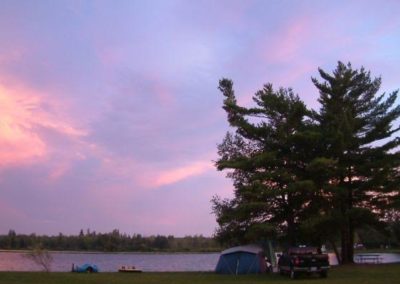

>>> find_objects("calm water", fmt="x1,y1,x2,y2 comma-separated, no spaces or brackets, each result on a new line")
0,251,220,272
0,251,399,272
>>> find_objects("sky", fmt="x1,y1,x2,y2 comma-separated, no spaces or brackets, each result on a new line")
0,0,399,237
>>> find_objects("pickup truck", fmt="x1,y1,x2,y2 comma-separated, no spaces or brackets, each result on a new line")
277,247,329,279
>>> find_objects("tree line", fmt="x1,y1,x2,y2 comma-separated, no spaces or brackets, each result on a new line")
212,62,400,264
0,229,222,252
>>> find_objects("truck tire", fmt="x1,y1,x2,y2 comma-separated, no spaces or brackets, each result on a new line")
319,270,327,278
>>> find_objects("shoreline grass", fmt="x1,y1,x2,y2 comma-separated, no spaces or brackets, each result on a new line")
0,264,399,284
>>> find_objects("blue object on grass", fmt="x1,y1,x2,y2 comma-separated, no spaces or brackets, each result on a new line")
72,263,99,273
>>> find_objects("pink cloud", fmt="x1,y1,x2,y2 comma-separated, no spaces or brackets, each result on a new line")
152,160,214,187
0,85,46,167
262,17,312,64
93,150,215,190
48,162,71,181
0,83,87,169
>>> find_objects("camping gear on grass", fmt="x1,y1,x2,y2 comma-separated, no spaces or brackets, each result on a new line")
118,265,142,273
215,245,267,274
71,263,99,273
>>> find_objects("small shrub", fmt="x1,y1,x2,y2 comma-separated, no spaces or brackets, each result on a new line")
24,246,53,272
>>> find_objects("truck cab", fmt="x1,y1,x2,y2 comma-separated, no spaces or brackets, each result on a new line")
278,247,329,279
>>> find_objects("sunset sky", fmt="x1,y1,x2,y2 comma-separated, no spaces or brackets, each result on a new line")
1,0,399,237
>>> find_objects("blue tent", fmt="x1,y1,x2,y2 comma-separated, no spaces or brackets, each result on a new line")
215,245,267,274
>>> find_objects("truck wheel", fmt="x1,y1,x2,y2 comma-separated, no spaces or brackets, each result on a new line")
290,269,297,279
320,271,327,278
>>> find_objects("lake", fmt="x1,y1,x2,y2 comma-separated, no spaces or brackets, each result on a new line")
0,251,220,272
0,251,399,272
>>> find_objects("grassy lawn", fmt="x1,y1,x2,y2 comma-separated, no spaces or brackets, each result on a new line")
0,264,399,284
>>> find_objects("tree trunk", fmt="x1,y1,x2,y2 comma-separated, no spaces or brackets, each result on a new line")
286,196,297,246
339,174,355,264
347,184,354,263
347,221,354,263
340,227,350,264
340,217,355,264
287,216,297,246
340,202,351,263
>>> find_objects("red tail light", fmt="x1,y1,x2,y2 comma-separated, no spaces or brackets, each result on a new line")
294,257,300,265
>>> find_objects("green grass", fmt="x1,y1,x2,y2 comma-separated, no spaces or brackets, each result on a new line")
0,264,399,284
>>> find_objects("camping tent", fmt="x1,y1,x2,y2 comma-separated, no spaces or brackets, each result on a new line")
215,245,267,274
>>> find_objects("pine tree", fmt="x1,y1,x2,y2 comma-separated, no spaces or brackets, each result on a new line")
212,80,318,246
312,62,400,263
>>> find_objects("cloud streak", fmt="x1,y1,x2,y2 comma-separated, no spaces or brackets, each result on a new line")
152,160,214,188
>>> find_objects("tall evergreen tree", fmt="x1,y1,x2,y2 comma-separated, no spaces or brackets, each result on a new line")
212,80,318,246
312,62,400,263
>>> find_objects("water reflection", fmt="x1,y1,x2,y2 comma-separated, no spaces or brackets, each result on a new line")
0,252,220,272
